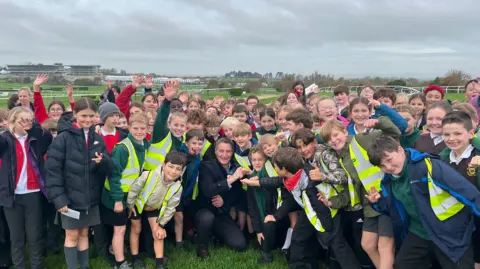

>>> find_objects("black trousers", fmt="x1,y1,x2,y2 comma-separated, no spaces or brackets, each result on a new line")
194,208,246,251
0,207,12,267
42,199,62,254
3,192,44,269
395,232,473,269
289,211,360,269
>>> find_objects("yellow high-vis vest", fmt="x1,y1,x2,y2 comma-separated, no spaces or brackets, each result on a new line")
424,158,464,221
144,132,173,171
135,168,182,215
339,159,361,207
200,140,211,160
349,137,384,192
105,138,141,192
264,160,282,209
235,153,251,191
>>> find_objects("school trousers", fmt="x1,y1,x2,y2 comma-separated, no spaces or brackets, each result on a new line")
193,208,247,251
289,211,360,269
3,192,44,269
394,232,473,269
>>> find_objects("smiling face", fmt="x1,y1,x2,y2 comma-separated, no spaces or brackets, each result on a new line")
286,93,299,106
162,162,184,182
379,148,405,175
168,116,187,137
350,103,370,126
129,121,148,142
425,90,443,106
426,107,447,135
143,95,158,110
317,99,337,122
327,128,348,152
277,111,289,131
48,103,64,120
215,142,233,165
335,92,348,106
295,139,317,160
260,114,276,131
186,137,204,155
443,123,473,154
75,109,96,130
465,82,479,101
18,89,30,107
398,112,416,134
234,134,252,149
250,152,266,172
262,142,279,158
188,101,200,111
409,97,426,117
117,117,128,129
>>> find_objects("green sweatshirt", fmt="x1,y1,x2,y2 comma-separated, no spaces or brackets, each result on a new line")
338,116,401,217
391,160,428,239
399,128,421,149
251,169,268,221
101,134,150,209
151,99,183,149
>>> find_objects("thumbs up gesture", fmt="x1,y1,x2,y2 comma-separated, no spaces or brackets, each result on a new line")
309,163,323,181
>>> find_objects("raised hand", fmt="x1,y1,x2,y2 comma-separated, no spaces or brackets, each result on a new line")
163,80,180,101
33,74,48,91
91,152,103,163
368,99,381,109
365,186,381,204
363,119,380,129
145,76,154,89
309,163,323,181
131,75,144,89
67,83,74,104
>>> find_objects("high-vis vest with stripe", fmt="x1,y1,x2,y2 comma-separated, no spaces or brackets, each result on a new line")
135,168,182,215
349,137,384,192
200,140,211,160
339,159,361,207
235,153,251,190
316,158,344,217
265,160,282,209
424,158,464,221
144,132,173,171
105,138,141,192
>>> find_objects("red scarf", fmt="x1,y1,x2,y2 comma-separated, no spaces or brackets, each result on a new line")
283,169,303,191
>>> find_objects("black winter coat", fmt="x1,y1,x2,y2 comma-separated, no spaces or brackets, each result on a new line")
197,159,241,215
0,122,52,207
45,113,113,211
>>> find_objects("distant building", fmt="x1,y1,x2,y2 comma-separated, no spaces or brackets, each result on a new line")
5,63,65,76
65,65,101,77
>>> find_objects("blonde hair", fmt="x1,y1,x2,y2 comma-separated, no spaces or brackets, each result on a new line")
18,87,31,96
233,122,252,137
220,116,240,129
319,120,346,143
0,108,9,121
168,112,187,123
277,105,294,116
129,112,149,127
8,106,33,133
259,133,277,147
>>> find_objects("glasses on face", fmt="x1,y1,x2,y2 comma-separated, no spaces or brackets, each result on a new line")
49,108,63,112
318,106,336,112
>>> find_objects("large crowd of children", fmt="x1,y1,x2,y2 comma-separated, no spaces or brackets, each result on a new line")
0,75,480,269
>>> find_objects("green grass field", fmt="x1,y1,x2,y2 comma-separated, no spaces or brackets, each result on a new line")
43,240,294,269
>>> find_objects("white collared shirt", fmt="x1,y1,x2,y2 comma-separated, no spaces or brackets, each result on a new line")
100,127,116,136
449,144,474,165
14,133,40,194
430,132,444,146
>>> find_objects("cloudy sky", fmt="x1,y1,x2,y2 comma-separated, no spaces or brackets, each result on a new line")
1,0,479,78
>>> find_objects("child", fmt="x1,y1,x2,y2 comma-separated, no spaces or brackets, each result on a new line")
254,108,279,141
212,96,224,108
366,135,480,269
178,91,189,111
276,105,294,138
334,85,350,118
144,81,186,171
169,98,184,114
232,122,258,231
233,104,255,130
187,99,201,111
424,85,445,106
101,112,150,269
175,129,205,247
220,99,235,118
1,107,52,269
117,112,128,130
126,151,185,269
321,116,401,269
373,87,396,108
409,93,427,129
439,111,480,268
186,109,215,161
142,93,158,111
414,101,453,155
453,103,479,132
359,86,375,102
282,108,314,145
205,113,222,145
0,108,10,133
396,105,422,149
395,93,409,108
316,97,349,127
252,103,267,128
348,97,407,135
146,109,157,135
46,98,111,269
98,102,127,154
220,116,240,141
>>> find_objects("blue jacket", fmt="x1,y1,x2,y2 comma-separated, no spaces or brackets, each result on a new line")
347,103,407,135
372,149,480,262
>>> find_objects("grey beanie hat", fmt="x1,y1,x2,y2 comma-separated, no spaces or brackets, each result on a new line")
99,102,121,122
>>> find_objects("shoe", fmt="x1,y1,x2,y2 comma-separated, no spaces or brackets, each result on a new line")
115,261,133,269
133,259,145,269
155,265,164,269
197,245,209,259
258,252,273,264
282,248,290,261
175,241,184,248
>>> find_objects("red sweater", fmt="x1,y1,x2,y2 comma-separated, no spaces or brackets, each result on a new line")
15,137,40,190
101,130,121,154
34,92,75,124
115,84,136,122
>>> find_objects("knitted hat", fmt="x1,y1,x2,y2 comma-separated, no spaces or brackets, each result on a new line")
424,85,445,98
99,102,120,122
